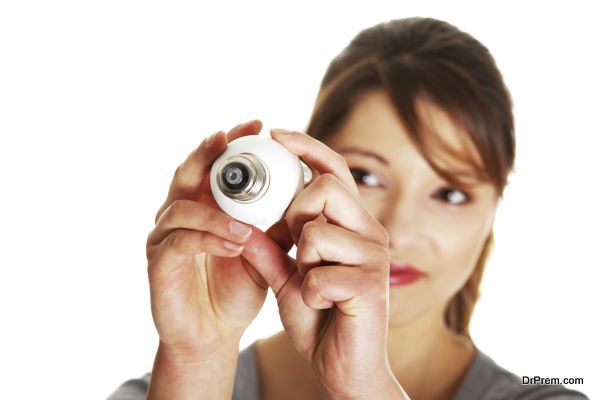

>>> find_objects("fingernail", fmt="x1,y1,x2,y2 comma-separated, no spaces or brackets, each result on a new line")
239,119,256,129
223,240,244,252
229,220,253,239
271,128,293,135
205,131,221,146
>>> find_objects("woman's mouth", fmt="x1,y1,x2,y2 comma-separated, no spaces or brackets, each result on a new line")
389,262,426,286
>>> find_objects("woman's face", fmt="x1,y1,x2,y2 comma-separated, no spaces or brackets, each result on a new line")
323,89,499,327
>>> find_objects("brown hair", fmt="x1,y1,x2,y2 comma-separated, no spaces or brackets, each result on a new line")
303,17,516,340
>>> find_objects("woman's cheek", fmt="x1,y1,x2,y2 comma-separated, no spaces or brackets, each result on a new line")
434,214,491,292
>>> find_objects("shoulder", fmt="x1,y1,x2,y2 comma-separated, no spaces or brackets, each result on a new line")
232,341,261,400
106,343,260,400
106,372,151,399
454,348,588,400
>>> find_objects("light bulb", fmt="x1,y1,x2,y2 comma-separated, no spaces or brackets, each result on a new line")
210,135,312,227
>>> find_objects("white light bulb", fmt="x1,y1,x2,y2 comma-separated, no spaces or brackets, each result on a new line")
210,135,312,228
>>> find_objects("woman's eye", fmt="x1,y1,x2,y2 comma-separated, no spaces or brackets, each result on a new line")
350,168,381,187
436,187,471,205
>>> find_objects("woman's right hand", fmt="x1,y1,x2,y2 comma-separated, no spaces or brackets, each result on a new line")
145,119,280,362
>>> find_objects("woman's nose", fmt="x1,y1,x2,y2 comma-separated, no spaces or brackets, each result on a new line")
378,195,426,248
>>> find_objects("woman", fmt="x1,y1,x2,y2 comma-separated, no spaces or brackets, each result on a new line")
109,17,588,399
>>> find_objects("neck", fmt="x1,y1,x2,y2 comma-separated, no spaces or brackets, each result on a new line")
385,303,476,399
386,303,451,368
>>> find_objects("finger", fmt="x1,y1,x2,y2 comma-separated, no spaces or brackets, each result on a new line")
301,265,387,315
239,227,298,296
148,229,245,279
176,119,262,189
270,128,359,198
296,220,388,277
150,199,300,298
148,199,253,247
148,228,245,274
155,119,262,224
286,173,388,246
226,119,262,142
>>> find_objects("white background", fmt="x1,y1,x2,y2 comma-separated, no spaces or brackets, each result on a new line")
1,1,598,399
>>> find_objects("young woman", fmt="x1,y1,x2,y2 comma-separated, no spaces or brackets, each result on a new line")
109,17,588,399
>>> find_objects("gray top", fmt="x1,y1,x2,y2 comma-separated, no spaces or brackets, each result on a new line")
107,342,588,399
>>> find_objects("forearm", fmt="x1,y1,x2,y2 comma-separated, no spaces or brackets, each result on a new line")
146,339,241,400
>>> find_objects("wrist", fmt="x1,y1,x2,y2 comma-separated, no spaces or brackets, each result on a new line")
319,372,410,400
147,337,242,400
158,333,242,365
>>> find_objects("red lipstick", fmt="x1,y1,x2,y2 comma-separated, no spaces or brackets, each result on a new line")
390,262,425,286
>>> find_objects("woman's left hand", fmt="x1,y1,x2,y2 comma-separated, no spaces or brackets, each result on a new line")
263,128,408,399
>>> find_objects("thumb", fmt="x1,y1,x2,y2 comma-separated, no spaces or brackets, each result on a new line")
241,223,296,295
265,218,295,253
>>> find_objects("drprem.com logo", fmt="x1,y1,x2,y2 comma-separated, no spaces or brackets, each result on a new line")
522,376,584,385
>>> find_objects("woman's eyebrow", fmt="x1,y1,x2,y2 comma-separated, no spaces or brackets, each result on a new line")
334,147,390,166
